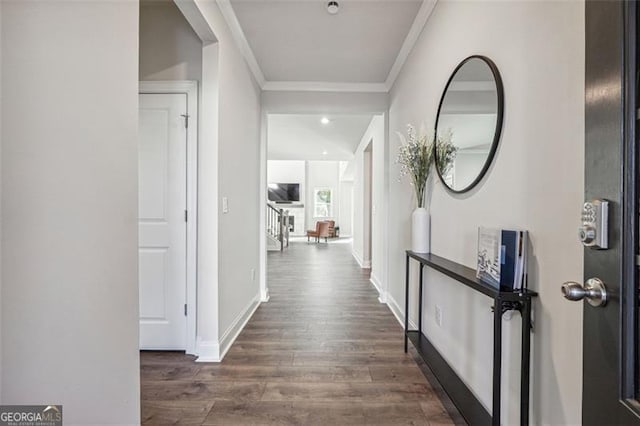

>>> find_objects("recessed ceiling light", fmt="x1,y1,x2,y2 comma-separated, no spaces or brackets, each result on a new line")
327,1,339,15
322,150,328,156
321,117,330,125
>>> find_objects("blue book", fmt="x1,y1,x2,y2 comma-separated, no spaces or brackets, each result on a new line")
478,228,527,291
500,230,518,290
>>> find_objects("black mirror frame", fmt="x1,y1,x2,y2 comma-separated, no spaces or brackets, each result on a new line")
434,55,504,194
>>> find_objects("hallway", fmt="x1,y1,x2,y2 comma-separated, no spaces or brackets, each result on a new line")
141,240,459,425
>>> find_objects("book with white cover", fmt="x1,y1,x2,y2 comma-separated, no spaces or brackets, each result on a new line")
477,228,529,290
477,227,501,288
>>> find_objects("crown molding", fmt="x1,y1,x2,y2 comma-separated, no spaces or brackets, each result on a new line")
385,0,437,92
262,81,388,93
216,0,266,87
218,0,436,93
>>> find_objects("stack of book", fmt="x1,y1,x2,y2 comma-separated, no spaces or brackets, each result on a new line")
476,227,528,291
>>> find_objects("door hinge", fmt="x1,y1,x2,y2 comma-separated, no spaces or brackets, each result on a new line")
184,304,187,316
181,113,189,129
184,210,188,222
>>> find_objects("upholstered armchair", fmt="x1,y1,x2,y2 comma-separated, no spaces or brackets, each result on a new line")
317,221,331,242
326,220,336,238
307,222,320,242
307,221,331,243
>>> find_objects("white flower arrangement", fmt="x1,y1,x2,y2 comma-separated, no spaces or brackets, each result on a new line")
396,124,456,208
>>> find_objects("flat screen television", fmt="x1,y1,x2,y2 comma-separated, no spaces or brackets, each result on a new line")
268,183,300,203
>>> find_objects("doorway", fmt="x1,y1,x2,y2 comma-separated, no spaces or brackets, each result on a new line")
260,111,387,310
138,82,198,352
363,142,373,267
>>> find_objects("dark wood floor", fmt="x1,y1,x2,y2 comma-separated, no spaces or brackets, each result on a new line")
141,239,462,425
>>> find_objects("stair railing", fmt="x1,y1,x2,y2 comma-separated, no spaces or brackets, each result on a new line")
266,204,289,251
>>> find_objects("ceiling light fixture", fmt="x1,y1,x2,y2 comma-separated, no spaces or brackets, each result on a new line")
321,117,330,125
327,1,339,15
322,150,328,156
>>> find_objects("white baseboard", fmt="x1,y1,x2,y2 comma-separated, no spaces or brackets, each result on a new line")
261,288,270,302
369,273,386,303
387,292,417,330
195,338,221,362
218,294,261,360
195,293,261,363
351,250,371,269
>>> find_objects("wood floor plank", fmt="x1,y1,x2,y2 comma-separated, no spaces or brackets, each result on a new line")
219,352,294,366
140,351,198,365
202,401,307,425
368,365,429,383
227,340,401,354
141,380,266,402
140,240,459,425
261,382,434,403
421,400,457,425
361,402,430,425
202,401,367,425
194,365,372,382
292,351,417,366
142,400,215,425
141,364,201,381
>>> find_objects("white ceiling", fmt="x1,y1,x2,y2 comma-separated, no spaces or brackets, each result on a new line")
221,1,436,157
222,0,436,91
268,114,374,160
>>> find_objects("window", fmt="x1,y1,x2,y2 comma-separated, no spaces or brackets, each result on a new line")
313,188,333,217
443,163,455,187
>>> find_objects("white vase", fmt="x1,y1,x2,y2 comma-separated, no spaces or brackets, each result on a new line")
412,207,430,253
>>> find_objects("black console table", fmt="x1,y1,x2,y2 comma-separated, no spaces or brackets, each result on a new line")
404,251,537,426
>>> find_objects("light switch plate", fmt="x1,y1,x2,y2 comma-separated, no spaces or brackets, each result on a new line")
222,197,229,213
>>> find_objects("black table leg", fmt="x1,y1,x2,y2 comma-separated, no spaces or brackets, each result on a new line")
404,254,410,353
418,263,424,336
492,298,503,426
520,298,532,425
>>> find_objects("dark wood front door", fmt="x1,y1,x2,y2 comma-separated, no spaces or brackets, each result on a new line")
581,2,640,423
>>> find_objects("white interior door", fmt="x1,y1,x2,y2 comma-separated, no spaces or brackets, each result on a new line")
138,93,187,350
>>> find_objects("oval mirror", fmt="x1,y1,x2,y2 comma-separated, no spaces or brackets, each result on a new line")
434,56,504,193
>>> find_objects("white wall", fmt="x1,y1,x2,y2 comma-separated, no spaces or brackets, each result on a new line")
352,115,386,295
305,161,340,228
139,0,202,82
362,150,372,263
193,0,262,359
267,160,305,202
338,163,354,237
267,160,305,234
1,1,140,424
388,1,584,424
195,39,221,360
337,182,353,236
267,160,347,236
